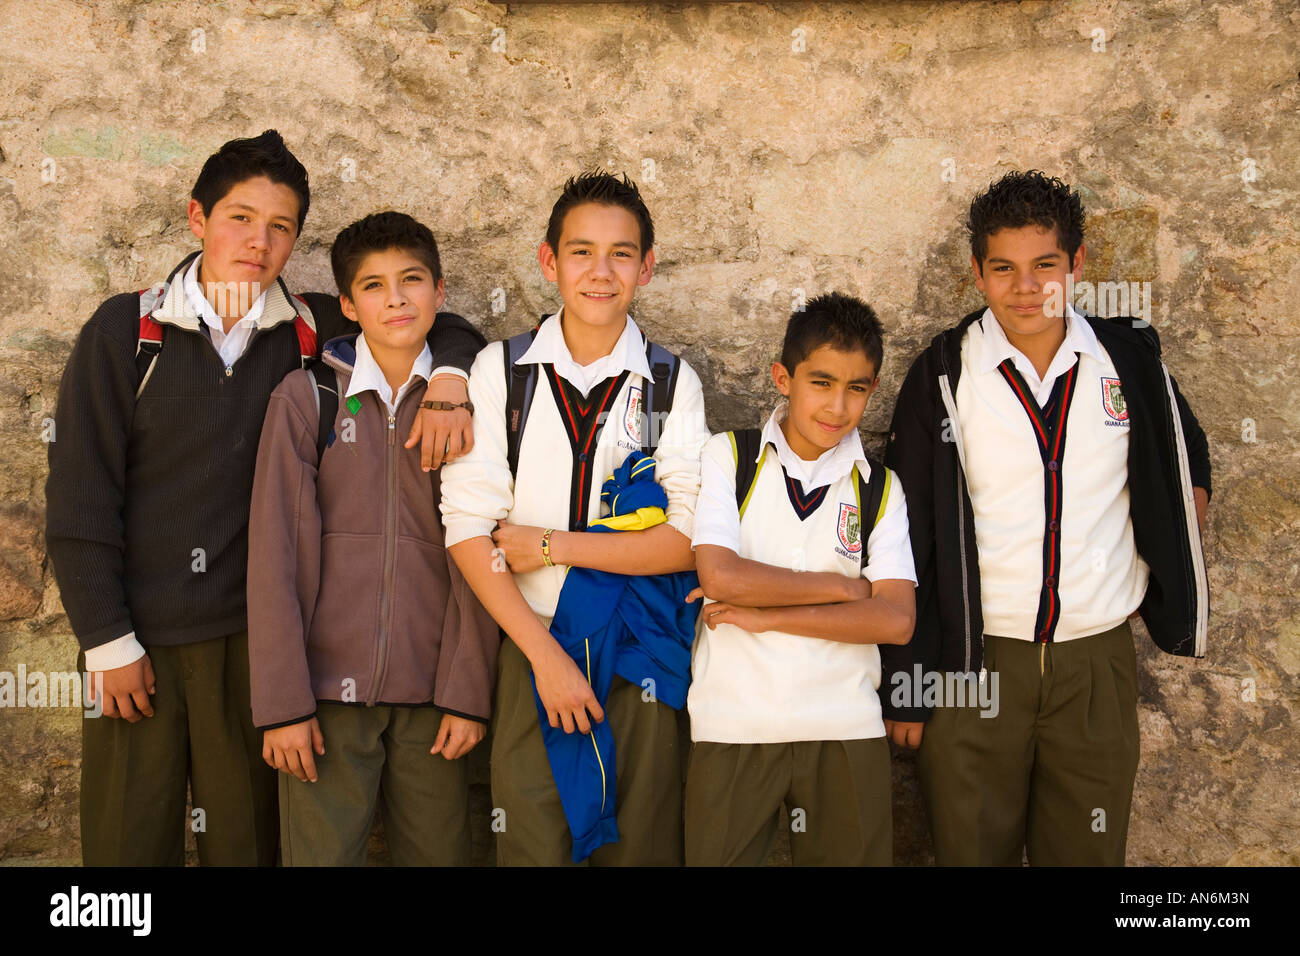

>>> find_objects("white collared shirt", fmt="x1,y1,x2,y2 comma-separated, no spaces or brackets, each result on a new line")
977,304,1107,406
440,314,711,619
692,402,917,586
345,333,434,415
687,403,917,744
515,309,654,398
182,254,267,367
957,309,1148,642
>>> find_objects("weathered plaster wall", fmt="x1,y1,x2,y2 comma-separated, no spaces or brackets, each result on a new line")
0,0,1296,864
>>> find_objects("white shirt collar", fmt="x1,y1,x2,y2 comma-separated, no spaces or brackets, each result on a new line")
345,332,433,415
515,308,654,398
977,304,1106,404
182,253,266,335
758,400,869,491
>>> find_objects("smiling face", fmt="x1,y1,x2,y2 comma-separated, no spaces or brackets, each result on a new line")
340,247,444,358
772,343,879,462
973,224,1085,347
538,202,654,342
187,175,300,317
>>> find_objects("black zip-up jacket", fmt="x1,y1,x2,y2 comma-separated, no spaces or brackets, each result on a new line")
881,309,1211,721
45,251,485,652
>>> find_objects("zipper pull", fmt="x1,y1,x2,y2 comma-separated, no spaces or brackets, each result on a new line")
224,365,233,378
979,667,987,686
387,412,396,445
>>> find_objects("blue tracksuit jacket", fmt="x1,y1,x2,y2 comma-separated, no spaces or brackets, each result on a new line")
531,451,699,861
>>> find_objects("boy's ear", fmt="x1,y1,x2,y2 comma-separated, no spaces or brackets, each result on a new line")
433,277,446,313
970,253,986,291
538,241,558,282
339,294,358,325
1070,243,1087,280
637,247,655,287
771,361,793,396
187,198,207,242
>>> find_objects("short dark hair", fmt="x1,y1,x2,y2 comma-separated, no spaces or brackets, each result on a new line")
967,169,1085,271
545,170,655,256
780,293,884,378
190,129,310,231
330,211,442,296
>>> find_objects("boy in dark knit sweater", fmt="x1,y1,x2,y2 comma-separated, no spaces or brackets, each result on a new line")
44,130,484,865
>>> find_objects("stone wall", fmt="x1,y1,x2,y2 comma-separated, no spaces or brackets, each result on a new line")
0,0,1296,865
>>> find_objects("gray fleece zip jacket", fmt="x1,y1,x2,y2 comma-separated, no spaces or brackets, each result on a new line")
247,333,498,730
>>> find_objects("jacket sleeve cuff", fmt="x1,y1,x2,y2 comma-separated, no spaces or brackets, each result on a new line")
83,632,146,672
436,705,489,724
256,710,318,732
880,702,933,723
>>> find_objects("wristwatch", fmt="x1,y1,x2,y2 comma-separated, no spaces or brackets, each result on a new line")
419,399,475,415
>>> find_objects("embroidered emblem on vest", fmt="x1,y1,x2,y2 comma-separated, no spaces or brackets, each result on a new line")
837,502,862,555
623,385,644,444
1101,377,1128,422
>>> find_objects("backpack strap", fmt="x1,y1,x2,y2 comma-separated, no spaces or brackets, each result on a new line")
135,286,167,400
288,286,318,366
727,428,767,521
503,322,543,479
640,339,681,457
304,361,339,465
856,456,892,562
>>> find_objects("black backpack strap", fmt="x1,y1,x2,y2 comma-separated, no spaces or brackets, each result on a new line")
640,338,681,457
504,325,542,479
305,361,339,465
857,456,891,561
727,428,766,519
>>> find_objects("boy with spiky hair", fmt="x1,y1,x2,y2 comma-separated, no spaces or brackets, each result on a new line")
440,170,711,866
883,170,1211,865
45,131,483,865
685,292,916,866
248,211,498,866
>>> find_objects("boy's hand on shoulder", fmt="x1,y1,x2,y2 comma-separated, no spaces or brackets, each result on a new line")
883,720,924,749
430,713,486,760
406,374,474,472
262,717,325,783
532,644,605,735
491,520,548,573
90,655,157,722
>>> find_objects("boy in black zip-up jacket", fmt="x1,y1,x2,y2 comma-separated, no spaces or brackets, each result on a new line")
882,170,1210,866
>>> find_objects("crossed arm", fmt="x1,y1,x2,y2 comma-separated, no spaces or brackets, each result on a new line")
691,544,915,647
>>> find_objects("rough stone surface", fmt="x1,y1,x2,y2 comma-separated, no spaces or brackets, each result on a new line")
0,0,1296,866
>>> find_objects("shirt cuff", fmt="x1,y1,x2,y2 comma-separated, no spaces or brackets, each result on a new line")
443,517,500,550
666,511,695,544
863,562,919,586
430,366,470,382
84,632,147,672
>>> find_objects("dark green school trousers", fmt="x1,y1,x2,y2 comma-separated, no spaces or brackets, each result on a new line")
917,622,1140,866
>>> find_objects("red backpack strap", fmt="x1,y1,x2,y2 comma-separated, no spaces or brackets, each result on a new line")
290,292,318,366
293,313,317,364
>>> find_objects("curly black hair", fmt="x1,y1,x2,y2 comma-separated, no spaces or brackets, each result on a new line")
967,170,1085,271
545,169,655,256
780,292,884,377
330,211,441,295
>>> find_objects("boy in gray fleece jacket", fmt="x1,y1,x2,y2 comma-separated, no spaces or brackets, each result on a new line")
247,212,498,866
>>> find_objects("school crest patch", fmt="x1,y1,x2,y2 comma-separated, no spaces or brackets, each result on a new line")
837,502,862,554
624,386,644,444
1101,377,1128,422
